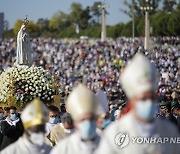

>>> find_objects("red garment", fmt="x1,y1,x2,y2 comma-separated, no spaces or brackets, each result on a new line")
118,103,132,119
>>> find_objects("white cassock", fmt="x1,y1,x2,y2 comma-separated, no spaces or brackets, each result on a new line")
16,24,31,65
1,136,52,154
51,132,101,154
95,112,180,154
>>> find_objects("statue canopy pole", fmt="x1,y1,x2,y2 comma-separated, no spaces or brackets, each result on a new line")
16,16,31,66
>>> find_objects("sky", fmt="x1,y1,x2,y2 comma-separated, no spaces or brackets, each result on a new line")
0,0,131,29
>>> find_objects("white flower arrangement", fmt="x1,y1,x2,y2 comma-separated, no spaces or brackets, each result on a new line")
0,65,57,105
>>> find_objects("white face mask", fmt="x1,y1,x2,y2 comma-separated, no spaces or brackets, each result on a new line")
135,100,157,121
29,132,45,146
64,128,74,134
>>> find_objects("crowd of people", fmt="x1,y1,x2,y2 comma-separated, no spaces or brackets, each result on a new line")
0,37,179,154
0,37,179,101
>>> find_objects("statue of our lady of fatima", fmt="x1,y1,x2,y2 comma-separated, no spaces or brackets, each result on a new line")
16,16,31,65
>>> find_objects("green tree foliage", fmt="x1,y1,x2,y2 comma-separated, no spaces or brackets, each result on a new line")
167,3,180,35
163,0,177,12
69,3,91,29
91,1,102,24
49,11,70,31
13,20,23,35
13,20,39,37
5,1,180,38
122,0,160,17
151,12,171,36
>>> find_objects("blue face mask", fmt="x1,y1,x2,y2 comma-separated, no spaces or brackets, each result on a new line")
135,100,157,121
78,120,97,140
10,113,17,121
49,117,59,124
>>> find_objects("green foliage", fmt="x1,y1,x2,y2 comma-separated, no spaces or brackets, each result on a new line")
167,5,180,35
3,1,180,38
163,0,177,12
91,1,102,24
13,20,23,35
13,20,40,37
3,29,14,38
122,0,160,17
49,11,70,31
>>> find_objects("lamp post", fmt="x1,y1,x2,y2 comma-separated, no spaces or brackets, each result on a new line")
140,0,154,50
132,2,135,41
98,0,108,42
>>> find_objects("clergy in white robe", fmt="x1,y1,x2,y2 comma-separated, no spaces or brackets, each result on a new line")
1,99,52,154
1,135,51,154
51,84,101,154
95,54,180,154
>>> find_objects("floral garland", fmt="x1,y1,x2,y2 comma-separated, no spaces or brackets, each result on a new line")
0,65,57,106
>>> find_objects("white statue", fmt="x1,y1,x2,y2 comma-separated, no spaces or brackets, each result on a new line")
16,17,31,65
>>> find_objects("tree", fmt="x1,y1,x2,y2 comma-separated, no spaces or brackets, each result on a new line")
37,18,49,30
13,20,23,35
80,6,91,28
167,3,180,35
69,3,84,25
13,20,39,37
163,0,177,12
91,1,102,24
121,0,161,17
151,12,171,36
69,3,91,29
49,11,70,31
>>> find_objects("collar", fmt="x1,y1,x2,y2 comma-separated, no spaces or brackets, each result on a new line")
5,117,19,126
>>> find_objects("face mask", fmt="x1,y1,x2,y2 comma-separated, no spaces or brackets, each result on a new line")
64,128,74,134
135,100,157,121
29,132,45,146
0,113,3,120
77,120,97,140
49,117,59,124
10,113,17,121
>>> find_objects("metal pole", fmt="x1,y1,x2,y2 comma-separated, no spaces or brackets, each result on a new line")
144,11,150,50
132,13,135,41
132,2,135,42
101,7,106,42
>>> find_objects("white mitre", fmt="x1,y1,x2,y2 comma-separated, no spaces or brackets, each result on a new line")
120,53,158,99
21,99,48,129
66,84,99,121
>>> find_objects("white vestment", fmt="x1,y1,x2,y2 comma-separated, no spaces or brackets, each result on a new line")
1,136,52,154
95,112,180,154
50,131,101,154
45,122,57,136
16,24,31,65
